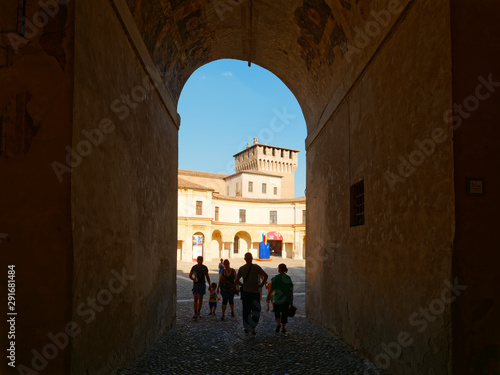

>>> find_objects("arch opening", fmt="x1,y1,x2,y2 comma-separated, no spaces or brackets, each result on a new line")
177,58,307,262
175,59,308,345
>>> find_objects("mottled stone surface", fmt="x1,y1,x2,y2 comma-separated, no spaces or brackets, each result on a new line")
450,1,500,373
306,1,455,374
0,1,74,374
70,0,178,374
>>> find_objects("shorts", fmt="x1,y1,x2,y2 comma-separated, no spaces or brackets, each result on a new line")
192,283,206,295
221,292,235,305
209,302,217,309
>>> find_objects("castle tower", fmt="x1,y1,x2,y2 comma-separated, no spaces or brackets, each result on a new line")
233,137,299,198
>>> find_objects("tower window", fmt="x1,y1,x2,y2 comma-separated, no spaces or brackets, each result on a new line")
196,201,203,215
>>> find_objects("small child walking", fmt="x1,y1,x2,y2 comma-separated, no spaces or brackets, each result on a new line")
208,282,219,315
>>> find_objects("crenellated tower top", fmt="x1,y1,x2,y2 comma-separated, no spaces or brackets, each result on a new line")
233,138,299,198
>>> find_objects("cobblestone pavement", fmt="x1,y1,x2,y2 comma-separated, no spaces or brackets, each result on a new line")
119,259,387,375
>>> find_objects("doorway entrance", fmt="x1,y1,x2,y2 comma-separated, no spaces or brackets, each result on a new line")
268,231,283,257
269,240,282,257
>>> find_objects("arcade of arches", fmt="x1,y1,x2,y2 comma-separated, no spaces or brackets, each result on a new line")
0,0,499,374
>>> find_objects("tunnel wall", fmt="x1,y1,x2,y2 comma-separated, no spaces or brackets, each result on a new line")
450,1,500,373
70,0,178,373
0,1,74,374
306,1,455,374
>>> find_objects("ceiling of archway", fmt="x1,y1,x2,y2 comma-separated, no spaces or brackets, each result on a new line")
125,0,405,129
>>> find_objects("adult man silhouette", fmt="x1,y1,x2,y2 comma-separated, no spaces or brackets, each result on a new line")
236,252,268,334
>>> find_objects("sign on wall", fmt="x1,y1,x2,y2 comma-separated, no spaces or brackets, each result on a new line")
267,231,283,241
192,235,203,260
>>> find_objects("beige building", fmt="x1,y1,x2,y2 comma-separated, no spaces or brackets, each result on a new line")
178,138,305,261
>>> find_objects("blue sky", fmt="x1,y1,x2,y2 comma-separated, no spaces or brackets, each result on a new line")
177,59,307,197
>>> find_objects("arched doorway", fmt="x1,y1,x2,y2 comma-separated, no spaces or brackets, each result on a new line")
234,231,252,257
211,230,223,259
65,1,459,373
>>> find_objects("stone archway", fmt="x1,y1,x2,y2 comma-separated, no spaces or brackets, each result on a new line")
234,230,252,257
2,1,499,375
68,1,456,370
211,230,223,259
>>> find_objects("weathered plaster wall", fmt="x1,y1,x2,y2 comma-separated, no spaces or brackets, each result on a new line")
451,1,500,373
71,0,178,373
306,1,454,374
0,1,74,374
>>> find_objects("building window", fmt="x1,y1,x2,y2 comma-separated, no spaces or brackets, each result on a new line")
263,147,266,155
281,149,284,157
270,210,277,224
236,182,241,197
248,181,253,192
289,151,293,159
262,183,267,194
196,201,202,215
226,186,229,195
302,210,306,224
234,235,239,254
215,206,219,221
350,180,365,227
272,148,275,156
274,187,278,195
239,209,246,223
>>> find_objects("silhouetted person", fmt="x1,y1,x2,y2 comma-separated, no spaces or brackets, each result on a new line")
218,258,224,274
189,256,210,319
208,282,219,315
236,252,268,335
217,259,238,320
271,263,294,333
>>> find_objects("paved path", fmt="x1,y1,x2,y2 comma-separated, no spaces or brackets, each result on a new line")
119,259,387,375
